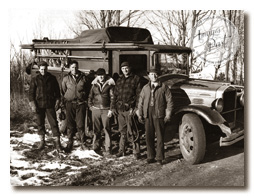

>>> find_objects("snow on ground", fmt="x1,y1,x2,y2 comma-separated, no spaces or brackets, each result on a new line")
10,125,182,186
10,128,104,186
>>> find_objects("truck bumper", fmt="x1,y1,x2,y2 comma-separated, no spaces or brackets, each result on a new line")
220,129,244,146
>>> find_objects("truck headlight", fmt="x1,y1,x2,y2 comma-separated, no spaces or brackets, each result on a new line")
239,93,244,106
214,98,224,112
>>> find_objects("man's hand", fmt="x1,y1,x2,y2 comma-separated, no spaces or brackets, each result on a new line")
138,116,145,124
29,101,37,113
111,109,118,116
55,100,60,111
129,108,137,116
164,116,171,123
107,110,113,118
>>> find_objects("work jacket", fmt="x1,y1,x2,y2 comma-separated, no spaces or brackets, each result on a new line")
88,76,115,110
138,82,173,119
112,73,141,111
61,70,89,104
29,72,60,108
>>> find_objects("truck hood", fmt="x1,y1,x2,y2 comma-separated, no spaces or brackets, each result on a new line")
159,74,232,107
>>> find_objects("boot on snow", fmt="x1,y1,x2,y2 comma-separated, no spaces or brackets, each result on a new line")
64,136,74,153
37,135,45,150
53,136,63,152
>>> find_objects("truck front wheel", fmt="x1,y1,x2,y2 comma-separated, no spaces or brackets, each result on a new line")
179,113,206,164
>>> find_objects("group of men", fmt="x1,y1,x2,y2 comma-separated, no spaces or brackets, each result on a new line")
29,60,173,165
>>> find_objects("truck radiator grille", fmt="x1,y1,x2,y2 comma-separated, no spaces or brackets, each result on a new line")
222,88,237,126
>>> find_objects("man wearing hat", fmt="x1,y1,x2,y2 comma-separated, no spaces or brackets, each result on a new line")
137,68,173,165
29,61,63,152
88,68,115,155
112,61,142,159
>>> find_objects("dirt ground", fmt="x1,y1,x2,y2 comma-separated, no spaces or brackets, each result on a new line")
10,121,244,187
113,140,245,187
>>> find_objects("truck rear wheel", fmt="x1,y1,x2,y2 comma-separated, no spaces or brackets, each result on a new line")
179,113,206,164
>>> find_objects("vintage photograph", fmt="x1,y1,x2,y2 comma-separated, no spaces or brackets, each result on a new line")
9,9,244,186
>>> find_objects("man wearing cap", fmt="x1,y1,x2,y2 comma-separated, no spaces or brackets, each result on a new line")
88,68,115,156
61,60,90,152
29,61,63,152
112,61,142,159
137,68,173,165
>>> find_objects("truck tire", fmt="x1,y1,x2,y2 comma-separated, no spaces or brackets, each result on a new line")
179,113,206,164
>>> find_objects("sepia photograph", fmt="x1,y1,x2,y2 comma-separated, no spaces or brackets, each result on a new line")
7,0,250,191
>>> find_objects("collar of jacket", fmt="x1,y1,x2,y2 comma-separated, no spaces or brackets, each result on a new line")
38,72,51,80
120,73,135,79
68,70,85,81
92,76,115,91
148,81,162,88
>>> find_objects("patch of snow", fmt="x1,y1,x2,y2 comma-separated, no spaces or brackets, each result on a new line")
10,159,30,168
19,176,44,186
10,145,26,160
14,133,40,144
40,162,71,170
66,171,78,175
18,169,51,177
70,149,102,160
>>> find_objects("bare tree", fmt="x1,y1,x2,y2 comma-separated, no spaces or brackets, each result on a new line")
222,10,244,84
68,10,146,36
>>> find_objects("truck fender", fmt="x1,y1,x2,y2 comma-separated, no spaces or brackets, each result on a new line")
175,105,231,136
175,105,224,125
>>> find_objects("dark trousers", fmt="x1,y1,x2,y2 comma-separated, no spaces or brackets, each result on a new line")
145,107,165,161
66,102,86,140
118,110,140,154
91,109,111,152
36,108,60,137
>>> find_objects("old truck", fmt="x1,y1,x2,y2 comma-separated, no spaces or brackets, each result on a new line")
21,26,244,164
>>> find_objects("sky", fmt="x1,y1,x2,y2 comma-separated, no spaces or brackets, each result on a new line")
9,9,77,49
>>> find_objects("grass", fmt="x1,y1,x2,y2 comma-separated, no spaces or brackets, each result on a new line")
10,92,35,130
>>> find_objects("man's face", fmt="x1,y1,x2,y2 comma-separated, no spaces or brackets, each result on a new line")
97,74,106,83
121,66,131,77
70,63,78,75
148,72,159,82
39,66,47,76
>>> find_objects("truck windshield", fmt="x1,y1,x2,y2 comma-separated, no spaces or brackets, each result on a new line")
153,53,189,75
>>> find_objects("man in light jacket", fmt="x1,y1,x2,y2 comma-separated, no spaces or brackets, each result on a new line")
137,68,173,165
62,60,90,152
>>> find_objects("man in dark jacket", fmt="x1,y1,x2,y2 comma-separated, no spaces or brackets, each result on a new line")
88,68,115,155
62,60,90,152
137,68,173,165
112,61,142,159
29,61,62,151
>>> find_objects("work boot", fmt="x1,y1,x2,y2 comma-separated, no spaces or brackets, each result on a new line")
134,153,141,160
79,131,89,150
37,135,45,150
65,137,73,153
53,136,63,152
116,134,126,157
115,150,125,157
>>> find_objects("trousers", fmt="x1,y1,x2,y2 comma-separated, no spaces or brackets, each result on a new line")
118,110,140,154
36,107,60,137
91,109,111,152
66,102,86,140
145,106,165,161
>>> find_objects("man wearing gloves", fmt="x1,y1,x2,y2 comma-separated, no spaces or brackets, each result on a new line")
29,61,62,152
88,68,115,156
61,60,90,152
137,68,173,165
